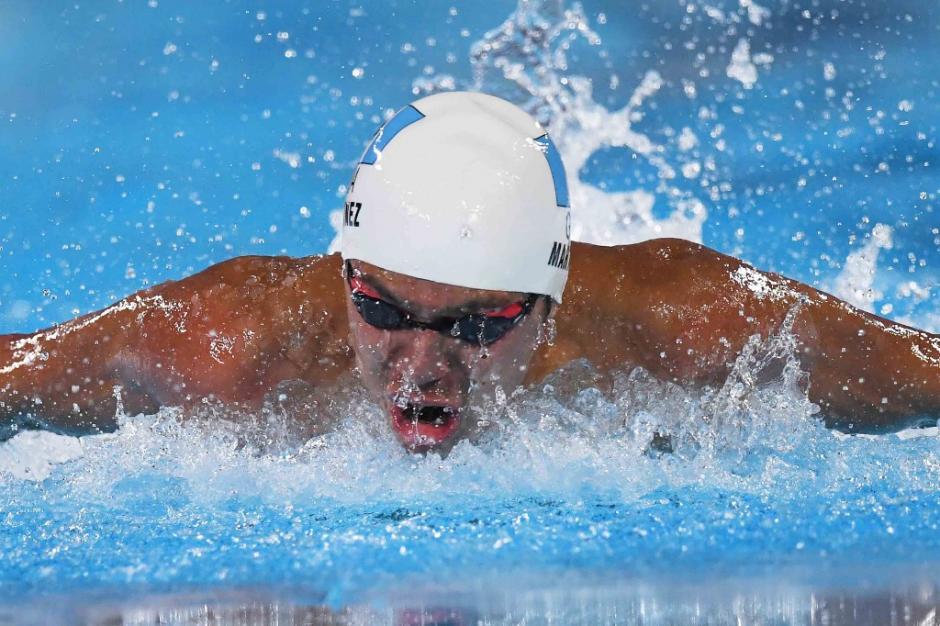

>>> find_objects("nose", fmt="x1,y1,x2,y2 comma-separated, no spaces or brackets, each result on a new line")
394,328,462,391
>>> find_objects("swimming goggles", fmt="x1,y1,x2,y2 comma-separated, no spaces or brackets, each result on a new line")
345,262,537,346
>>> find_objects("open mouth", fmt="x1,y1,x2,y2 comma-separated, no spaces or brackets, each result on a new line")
390,403,461,450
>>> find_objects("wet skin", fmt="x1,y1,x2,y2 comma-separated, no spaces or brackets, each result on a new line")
3,239,940,447
343,259,555,450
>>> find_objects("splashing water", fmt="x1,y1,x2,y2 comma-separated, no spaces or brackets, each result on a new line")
410,0,782,247
330,0,729,250
459,0,706,244
829,223,894,313
3,319,940,610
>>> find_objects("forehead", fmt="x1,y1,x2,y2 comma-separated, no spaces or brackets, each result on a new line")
348,260,525,312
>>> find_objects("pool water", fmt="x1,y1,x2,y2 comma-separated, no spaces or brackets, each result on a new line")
2,0,940,623
4,353,940,623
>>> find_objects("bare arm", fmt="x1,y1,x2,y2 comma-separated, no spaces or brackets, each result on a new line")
791,281,940,432
0,254,349,436
0,294,162,434
552,239,940,433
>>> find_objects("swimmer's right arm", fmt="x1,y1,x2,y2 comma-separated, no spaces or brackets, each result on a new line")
0,254,345,435
0,297,158,434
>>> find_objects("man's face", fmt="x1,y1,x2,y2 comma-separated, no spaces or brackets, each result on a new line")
344,260,550,453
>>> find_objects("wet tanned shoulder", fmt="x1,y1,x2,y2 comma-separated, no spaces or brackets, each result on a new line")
539,239,793,385
114,253,353,414
269,254,353,386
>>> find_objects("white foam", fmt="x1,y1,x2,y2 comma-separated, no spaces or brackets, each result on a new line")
829,223,893,313
2,313,937,532
0,430,83,481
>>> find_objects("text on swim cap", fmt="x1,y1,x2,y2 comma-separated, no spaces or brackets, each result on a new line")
547,241,570,270
344,201,362,227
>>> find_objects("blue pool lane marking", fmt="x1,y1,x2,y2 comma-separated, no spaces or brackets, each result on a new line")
535,134,570,208
359,105,426,165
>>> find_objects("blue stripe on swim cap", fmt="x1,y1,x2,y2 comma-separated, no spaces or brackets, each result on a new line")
535,134,570,208
360,105,426,165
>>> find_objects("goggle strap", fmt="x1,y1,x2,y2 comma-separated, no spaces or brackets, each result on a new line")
349,276,383,300
484,301,524,319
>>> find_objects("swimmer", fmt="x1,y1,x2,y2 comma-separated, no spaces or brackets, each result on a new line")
2,91,939,451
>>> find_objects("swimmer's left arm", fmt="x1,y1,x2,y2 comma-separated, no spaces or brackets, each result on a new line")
788,284,940,432
576,239,940,433
658,239,940,433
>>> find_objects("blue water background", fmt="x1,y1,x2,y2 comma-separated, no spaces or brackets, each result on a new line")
1,0,938,330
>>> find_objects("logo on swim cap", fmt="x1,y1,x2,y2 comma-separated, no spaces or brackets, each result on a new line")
547,241,570,270
341,91,571,303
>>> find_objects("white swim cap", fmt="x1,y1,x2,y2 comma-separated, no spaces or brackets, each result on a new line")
341,91,571,302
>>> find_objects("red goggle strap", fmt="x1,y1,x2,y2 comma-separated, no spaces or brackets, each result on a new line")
349,276,382,300
484,302,524,319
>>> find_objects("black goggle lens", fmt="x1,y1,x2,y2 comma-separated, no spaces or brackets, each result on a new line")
453,314,518,345
351,292,406,330
350,291,532,346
